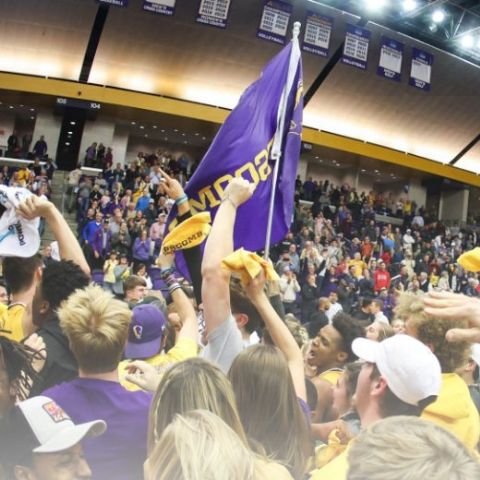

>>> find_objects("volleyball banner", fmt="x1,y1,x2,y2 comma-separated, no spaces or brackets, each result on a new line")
97,0,128,6
302,12,333,58
257,0,292,45
342,23,371,70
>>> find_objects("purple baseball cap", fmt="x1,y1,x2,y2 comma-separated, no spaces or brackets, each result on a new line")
125,304,167,359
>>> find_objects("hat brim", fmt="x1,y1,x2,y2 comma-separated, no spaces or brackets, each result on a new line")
125,336,162,359
33,420,106,454
352,337,380,363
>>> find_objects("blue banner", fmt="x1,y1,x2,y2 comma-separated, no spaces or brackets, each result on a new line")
196,0,232,29
342,24,371,70
302,12,333,58
171,38,303,255
257,0,292,45
409,48,433,91
143,0,176,16
97,0,128,6
377,36,404,82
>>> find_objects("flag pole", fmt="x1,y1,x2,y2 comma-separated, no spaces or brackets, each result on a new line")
264,21,301,260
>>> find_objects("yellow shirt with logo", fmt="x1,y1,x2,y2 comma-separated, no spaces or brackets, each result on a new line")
421,372,480,451
118,337,198,391
0,304,25,342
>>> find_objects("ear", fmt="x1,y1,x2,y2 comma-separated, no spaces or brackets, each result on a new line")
370,375,388,399
39,301,50,315
14,465,36,480
234,313,249,330
337,351,348,364
464,359,476,374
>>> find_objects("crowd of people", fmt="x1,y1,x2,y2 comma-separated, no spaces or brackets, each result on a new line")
0,142,478,480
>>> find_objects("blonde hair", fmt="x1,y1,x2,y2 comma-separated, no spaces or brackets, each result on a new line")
347,416,480,480
145,410,255,480
284,315,309,348
228,344,310,479
58,285,131,373
394,293,469,373
148,358,247,453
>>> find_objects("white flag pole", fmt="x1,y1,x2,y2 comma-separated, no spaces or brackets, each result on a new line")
264,22,301,260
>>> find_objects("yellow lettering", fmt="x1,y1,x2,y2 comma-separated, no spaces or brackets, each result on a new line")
235,162,260,185
213,174,233,199
189,186,220,212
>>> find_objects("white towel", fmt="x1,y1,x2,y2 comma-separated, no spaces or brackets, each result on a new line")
0,186,40,257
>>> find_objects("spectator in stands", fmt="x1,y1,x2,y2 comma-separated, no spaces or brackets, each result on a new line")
123,275,147,305
43,286,151,480
33,135,48,158
373,260,391,292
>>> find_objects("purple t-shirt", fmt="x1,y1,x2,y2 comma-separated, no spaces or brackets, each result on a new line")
44,378,152,480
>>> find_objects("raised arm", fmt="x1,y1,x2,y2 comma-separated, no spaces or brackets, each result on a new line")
157,253,197,342
201,178,255,333
245,270,306,402
17,195,90,276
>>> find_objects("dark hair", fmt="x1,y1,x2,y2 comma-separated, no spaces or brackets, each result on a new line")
123,275,147,293
372,298,384,310
2,254,43,294
361,298,373,309
332,313,365,362
133,263,146,275
370,365,436,417
41,260,90,310
230,280,262,335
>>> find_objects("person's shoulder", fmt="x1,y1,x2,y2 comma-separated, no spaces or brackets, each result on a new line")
254,458,294,480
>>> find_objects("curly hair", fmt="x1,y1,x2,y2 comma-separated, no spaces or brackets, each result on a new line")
394,293,469,373
332,313,366,362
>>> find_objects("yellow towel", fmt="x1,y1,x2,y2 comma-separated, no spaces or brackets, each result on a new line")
457,247,480,272
221,248,279,284
161,212,211,255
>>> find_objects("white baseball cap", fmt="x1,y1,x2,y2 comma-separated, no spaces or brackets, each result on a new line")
352,335,442,406
470,344,480,367
5,396,106,454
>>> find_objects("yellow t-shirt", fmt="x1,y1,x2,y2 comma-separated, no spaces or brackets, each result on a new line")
118,337,198,391
318,369,343,386
103,260,117,284
310,444,350,480
348,260,366,279
0,304,26,342
421,373,480,451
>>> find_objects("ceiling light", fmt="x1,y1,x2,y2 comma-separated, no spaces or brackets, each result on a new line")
365,0,387,10
70,121,76,125
153,125,157,129
145,134,148,138
202,137,207,140
131,121,136,125
402,0,416,12
315,156,319,159
461,35,474,49
140,126,144,129
19,104,24,108
65,142,70,146
174,129,178,132
30,108,34,111
8,106,13,109
361,169,366,172
432,9,445,23
30,116,35,120
164,137,168,141
182,133,186,136
374,169,379,173
195,133,200,136
68,131,73,135
184,141,188,144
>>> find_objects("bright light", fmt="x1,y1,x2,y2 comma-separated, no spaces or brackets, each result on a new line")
365,0,387,10
461,35,474,48
403,0,417,11
432,9,445,23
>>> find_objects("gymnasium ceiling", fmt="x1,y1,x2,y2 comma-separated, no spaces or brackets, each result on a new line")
0,0,479,174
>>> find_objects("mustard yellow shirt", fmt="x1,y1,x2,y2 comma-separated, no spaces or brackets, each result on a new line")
318,369,343,386
421,373,480,451
119,337,198,391
310,444,350,480
0,304,25,342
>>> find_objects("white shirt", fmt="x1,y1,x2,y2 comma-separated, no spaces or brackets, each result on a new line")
375,311,390,325
326,302,343,323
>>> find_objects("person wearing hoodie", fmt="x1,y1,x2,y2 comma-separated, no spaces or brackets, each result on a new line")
395,293,480,451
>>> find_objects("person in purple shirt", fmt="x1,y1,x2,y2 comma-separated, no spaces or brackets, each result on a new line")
82,212,103,244
92,220,112,260
132,229,151,268
43,285,151,480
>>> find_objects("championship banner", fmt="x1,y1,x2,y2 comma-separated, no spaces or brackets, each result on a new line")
97,0,128,6
143,0,176,16
377,36,404,82
302,11,333,58
257,0,292,45
342,23,371,70
196,0,232,29
170,35,303,255
409,48,433,91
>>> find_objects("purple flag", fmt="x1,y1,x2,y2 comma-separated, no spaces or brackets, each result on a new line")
170,37,303,254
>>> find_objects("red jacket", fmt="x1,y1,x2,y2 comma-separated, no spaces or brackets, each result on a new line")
374,269,391,292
